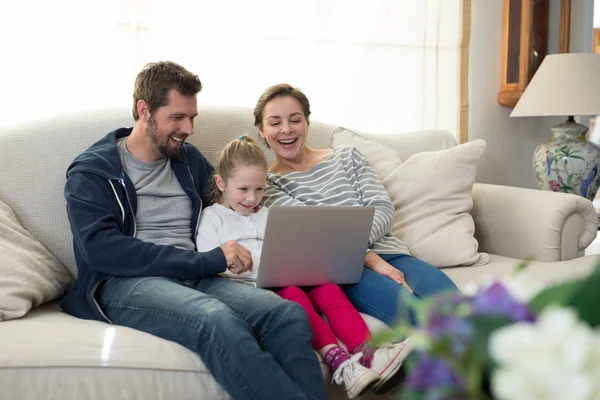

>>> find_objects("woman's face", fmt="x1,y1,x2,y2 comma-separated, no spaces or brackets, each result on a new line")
257,96,309,162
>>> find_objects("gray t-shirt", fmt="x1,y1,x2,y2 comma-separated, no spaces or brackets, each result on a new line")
117,138,194,250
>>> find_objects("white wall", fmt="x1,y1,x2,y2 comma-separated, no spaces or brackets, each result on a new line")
469,0,594,188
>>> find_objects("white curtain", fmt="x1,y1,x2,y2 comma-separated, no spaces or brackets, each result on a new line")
0,0,468,139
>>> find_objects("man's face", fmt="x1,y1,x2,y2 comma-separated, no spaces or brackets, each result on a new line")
146,89,198,159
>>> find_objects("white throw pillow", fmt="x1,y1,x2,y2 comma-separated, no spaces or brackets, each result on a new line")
383,140,489,268
0,199,72,321
332,127,403,181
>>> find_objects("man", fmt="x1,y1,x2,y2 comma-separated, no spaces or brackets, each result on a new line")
61,61,326,400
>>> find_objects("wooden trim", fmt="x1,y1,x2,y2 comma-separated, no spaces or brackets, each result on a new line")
519,0,533,87
497,0,516,107
497,91,522,107
499,0,511,89
458,0,471,144
559,0,571,53
594,28,600,54
498,0,534,107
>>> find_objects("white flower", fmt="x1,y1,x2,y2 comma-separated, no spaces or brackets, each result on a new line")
489,308,600,400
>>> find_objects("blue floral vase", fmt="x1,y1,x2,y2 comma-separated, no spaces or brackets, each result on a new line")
534,117,600,201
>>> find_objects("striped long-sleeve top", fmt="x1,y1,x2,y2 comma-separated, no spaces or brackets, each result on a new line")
262,146,410,255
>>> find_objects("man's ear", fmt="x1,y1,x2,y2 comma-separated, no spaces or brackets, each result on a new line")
215,175,226,192
137,100,151,122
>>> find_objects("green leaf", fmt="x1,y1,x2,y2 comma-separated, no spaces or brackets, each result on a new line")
514,260,530,273
465,349,483,396
565,264,600,326
396,288,426,326
529,263,600,326
529,280,581,313
428,337,454,355
403,351,420,372
370,325,410,347
398,387,424,400
468,315,512,368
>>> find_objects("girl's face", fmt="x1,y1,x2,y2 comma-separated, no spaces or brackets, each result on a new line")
257,96,309,163
215,165,267,216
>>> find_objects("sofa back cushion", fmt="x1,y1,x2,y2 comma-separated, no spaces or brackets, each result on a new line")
0,107,338,277
383,140,489,267
0,105,461,279
188,106,337,165
334,127,488,268
0,109,134,277
335,129,458,160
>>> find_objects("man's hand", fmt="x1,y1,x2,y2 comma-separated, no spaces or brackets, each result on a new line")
221,240,253,274
364,252,414,293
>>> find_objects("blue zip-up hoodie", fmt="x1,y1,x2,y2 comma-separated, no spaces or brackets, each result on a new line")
60,127,226,322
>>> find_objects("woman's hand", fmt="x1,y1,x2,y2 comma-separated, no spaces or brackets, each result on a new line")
221,240,253,274
364,252,414,293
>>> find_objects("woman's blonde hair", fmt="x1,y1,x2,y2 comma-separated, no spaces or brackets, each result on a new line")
210,135,268,204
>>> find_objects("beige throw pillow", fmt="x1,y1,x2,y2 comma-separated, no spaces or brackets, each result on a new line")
0,199,72,321
332,127,403,181
383,140,489,267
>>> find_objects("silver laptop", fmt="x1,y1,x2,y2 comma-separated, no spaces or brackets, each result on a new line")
254,206,375,288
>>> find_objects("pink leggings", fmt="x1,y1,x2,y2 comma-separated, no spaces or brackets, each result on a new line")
277,283,370,352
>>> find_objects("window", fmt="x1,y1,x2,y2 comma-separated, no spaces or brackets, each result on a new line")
0,0,469,141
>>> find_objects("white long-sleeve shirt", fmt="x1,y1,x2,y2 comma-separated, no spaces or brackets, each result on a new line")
196,203,269,280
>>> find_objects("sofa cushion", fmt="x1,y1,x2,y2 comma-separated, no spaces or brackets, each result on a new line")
443,254,598,290
383,140,489,267
332,127,403,181
0,199,72,321
0,302,389,400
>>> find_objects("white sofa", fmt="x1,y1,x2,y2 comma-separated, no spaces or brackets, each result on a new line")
0,107,598,400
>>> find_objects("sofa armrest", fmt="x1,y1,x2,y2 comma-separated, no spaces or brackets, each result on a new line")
471,183,598,261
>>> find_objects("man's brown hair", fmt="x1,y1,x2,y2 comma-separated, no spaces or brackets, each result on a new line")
132,61,202,121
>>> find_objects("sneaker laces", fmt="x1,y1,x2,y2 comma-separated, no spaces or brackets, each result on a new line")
331,352,364,385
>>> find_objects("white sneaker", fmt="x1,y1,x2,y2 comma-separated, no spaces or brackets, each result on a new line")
332,353,381,399
367,338,413,394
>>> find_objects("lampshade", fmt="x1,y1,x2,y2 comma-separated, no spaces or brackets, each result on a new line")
511,53,600,117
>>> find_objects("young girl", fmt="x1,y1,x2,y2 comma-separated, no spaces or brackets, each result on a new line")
196,136,412,399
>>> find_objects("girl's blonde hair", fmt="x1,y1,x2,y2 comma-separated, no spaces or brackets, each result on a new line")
210,135,268,204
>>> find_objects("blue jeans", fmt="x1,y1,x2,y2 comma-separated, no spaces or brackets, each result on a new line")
97,276,326,400
341,254,458,326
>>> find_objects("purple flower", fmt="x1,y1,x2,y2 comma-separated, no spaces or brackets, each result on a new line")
471,282,535,322
432,292,470,312
408,354,464,392
425,314,474,355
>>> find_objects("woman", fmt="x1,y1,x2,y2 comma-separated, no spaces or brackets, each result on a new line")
255,83,458,326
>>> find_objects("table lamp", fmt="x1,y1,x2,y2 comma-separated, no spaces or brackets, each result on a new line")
511,53,600,201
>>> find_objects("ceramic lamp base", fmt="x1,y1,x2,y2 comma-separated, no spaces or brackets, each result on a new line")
534,118,600,201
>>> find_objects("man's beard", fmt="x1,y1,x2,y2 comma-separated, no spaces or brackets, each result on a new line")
147,116,182,160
